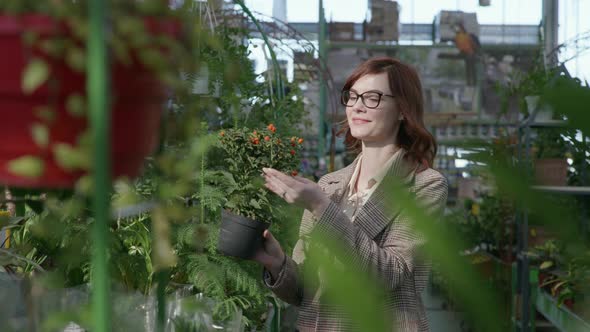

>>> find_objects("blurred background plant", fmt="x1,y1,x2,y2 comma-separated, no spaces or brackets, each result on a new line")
0,0,309,330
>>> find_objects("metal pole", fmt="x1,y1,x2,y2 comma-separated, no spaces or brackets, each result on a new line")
88,0,111,331
582,134,589,238
542,0,559,67
318,0,327,169
518,125,532,331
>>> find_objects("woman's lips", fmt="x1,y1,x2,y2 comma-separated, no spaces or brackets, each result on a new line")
352,118,371,125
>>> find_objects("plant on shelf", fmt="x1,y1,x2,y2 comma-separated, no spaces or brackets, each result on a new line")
535,248,590,311
446,193,515,259
540,256,589,309
530,239,562,288
533,128,571,160
496,53,565,120
476,194,515,260
445,200,484,251
532,240,561,267
531,127,573,186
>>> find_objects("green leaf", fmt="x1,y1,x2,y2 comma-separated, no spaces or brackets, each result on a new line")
249,199,261,209
0,212,9,229
66,94,86,117
112,36,132,66
0,254,17,267
77,130,93,148
225,200,237,210
33,106,56,123
25,200,45,214
152,208,177,270
66,47,86,72
53,143,90,171
7,156,44,178
22,30,38,46
31,123,49,148
22,58,50,94
75,175,94,195
117,17,145,36
540,261,554,270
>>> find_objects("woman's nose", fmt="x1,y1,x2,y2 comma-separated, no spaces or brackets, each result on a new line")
351,104,367,113
347,99,364,113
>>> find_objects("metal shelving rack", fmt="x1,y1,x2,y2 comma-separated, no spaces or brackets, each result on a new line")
512,117,590,331
533,269,590,332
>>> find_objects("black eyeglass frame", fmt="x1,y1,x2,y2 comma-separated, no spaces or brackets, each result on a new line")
340,90,396,109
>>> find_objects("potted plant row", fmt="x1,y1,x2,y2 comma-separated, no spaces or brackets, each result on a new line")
532,240,590,311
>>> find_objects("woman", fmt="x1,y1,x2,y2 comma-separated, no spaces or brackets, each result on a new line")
255,57,448,331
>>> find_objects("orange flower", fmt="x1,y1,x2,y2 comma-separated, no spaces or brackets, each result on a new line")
291,170,298,176
264,136,270,141
253,130,258,136
298,138,304,144
290,136,296,143
219,131,225,137
251,137,260,145
267,124,276,133
290,149,295,156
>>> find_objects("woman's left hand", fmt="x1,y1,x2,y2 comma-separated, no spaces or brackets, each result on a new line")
263,168,330,216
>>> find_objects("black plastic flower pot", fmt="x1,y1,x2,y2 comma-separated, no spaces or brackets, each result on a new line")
218,210,270,259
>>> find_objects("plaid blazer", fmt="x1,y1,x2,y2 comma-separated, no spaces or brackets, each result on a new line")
264,150,448,331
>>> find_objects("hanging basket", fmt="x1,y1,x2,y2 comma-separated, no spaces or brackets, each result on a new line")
0,15,179,188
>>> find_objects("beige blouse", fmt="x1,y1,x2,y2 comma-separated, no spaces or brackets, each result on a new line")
342,152,398,222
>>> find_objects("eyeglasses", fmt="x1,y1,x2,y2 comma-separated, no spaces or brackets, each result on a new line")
340,90,395,109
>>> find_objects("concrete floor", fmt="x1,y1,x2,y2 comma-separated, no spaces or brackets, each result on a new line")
422,285,466,332
421,286,560,332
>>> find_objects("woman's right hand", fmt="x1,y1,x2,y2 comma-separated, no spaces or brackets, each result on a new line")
253,230,285,280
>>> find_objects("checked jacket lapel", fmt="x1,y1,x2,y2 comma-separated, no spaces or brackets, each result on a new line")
353,150,417,240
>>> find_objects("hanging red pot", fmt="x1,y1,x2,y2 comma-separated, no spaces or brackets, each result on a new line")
0,14,179,188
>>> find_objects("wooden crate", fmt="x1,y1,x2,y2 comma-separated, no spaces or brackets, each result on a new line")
329,22,356,41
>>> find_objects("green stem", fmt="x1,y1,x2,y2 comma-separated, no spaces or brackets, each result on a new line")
200,147,205,223
0,248,45,272
156,269,170,332
88,0,111,331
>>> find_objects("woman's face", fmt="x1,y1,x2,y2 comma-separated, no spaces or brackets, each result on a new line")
345,72,401,144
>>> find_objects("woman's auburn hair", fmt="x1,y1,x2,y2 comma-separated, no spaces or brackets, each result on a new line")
337,57,437,171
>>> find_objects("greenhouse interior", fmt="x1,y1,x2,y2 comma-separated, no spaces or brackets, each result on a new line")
1,0,589,331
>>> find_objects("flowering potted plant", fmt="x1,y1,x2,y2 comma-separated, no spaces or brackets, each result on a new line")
215,124,303,258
